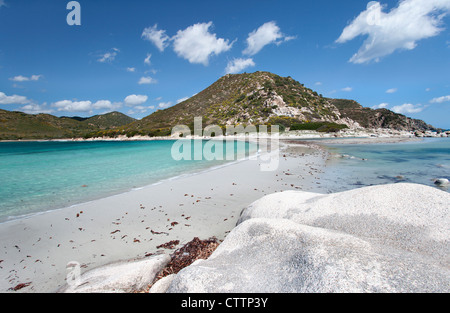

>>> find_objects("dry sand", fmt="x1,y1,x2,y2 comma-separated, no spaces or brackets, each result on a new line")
0,140,328,293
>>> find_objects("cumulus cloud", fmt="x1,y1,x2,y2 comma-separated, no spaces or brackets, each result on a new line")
172,22,233,66
225,58,255,74
126,67,136,72
138,76,157,85
144,53,152,65
243,21,294,56
98,48,120,63
391,103,426,114
142,24,171,52
176,97,189,104
124,94,148,106
372,102,389,109
341,87,353,92
336,0,450,64
0,91,30,105
92,100,121,111
131,105,155,114
430,95,450,103
53,100,92,112
52,99,121,112
158,101,173,109
386,88,398,94
9,75,42,82
19,103,54,115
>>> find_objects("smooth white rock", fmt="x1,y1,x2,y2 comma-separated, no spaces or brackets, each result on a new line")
167,184,450,293
149,274,176,293
60,254,170,293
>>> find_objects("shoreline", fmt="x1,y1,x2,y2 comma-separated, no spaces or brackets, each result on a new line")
1,126,449,144
0,139,328,293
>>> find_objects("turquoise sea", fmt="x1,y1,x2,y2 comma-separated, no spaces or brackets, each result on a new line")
315,138,450,194
1,138,449,223
0,140,256,223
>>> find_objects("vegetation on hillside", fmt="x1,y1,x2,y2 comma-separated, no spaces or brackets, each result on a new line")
0,110,135,140
124,72,347,135
328,99,435,131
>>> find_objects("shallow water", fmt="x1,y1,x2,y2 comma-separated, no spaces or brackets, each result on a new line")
0,140,256,222
315,138,450,194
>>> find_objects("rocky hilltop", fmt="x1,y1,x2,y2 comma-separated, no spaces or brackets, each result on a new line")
126,71,436,136
329,98,435,131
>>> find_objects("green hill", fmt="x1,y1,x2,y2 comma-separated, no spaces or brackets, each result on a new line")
82,111,136,130
0,110,135,140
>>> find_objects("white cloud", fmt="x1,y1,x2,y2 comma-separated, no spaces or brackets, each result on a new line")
30,75,42,81
144,53,152,65
124,94,148,106
53,100,93,112
172,22,233,66
9,75,42,82
158,101,173,109
176,97,189,104
126,67,136,72
124,95,148,106
243,21,294,56
386,88,398,94
341,87,353,92
92,100,121,111
392,103,426,114
0,0,6,8
0,91,30,104
430,95,450,103
52,99,121,113
132,105,155,114
336,0,450,64
315,82,323,86
10,76,29,82
372,102,389,109
98,49,119,63
225,58,255,74
20,103,53,115
138,76,157,85
142,24,171,52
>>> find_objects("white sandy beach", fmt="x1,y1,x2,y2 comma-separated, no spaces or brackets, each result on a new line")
0,140,328,292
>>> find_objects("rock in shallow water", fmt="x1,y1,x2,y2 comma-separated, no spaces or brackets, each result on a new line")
167,183,450,293
435,178,450,187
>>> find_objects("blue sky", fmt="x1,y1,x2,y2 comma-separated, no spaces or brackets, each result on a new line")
0,0,449,128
